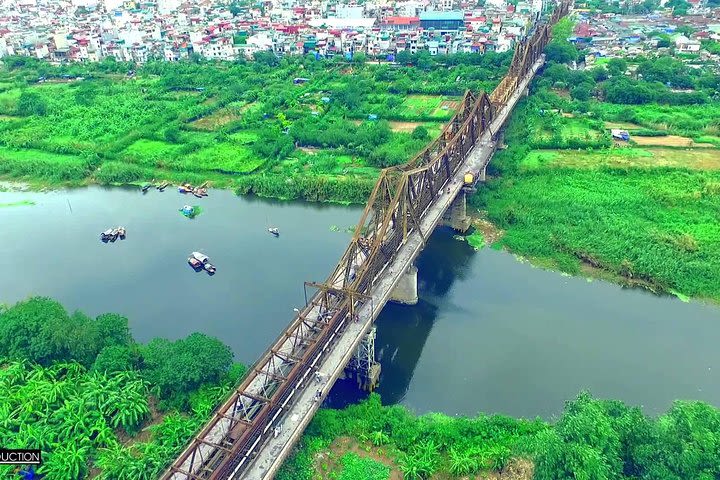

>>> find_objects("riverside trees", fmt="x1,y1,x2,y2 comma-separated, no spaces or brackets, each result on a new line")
0,297,244,479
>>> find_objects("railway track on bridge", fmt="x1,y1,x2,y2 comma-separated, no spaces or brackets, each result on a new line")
160,2,571,479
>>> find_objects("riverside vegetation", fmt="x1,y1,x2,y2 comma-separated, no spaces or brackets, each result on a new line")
278,391,720,480
0,51,510,202
470,18,720,302
0,297,245,479
4,298,720,480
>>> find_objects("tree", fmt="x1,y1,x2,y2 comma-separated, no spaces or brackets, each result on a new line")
253,50,279,67
571,83,593,101
415,50,433,70
16,90,48,116
545,41,578,64
666,0,690,15
395,50,412,64
411,125,429,140
0,297,69,364
164,126,181,143
93,345,138,374
95,313,132,349
606,58,627,77
351,52,367,64
141,333,233,403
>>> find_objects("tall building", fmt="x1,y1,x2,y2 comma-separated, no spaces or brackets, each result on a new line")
419,11,464,31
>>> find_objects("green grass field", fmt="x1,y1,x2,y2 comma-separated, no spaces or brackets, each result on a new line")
520,147,720,170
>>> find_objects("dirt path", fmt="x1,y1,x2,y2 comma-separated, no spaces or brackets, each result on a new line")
632,135,703,147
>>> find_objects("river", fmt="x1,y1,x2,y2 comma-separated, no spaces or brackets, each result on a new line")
1,186,718,418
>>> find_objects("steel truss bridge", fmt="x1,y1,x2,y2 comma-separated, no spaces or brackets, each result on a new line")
162,2,571,479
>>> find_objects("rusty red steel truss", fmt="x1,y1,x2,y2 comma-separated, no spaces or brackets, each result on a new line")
161,2,571,479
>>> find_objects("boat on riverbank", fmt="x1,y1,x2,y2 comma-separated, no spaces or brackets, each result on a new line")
179,183,209,197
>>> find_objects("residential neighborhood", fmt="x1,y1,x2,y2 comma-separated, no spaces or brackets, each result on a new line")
0,0,719,65
1,0,546,64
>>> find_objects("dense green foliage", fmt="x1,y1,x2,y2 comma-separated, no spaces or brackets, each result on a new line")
472,95,720,300
0,52,510,202
0,297,246,478
278,393,547,480
281,392,720,479
469,24,720,301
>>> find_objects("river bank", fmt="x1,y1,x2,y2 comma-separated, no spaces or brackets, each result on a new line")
278,391,720,480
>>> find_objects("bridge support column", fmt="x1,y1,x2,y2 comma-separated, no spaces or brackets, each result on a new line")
346,326,381,392
441,190,472,233
390,264,418,305
479,165,487,182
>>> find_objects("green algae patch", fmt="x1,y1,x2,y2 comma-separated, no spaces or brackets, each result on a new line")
179,205,203,218
466,231,485,250
0,200,35,208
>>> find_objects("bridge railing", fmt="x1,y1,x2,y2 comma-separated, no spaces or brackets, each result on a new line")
160,1,572,478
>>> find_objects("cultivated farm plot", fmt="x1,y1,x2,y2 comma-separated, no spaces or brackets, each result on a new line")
532,117,608,146
397,95,460,120
631,135,699,147
385,120,445,134
521,147,720,170
167,143,264,174
121,139,185,167
189,102,246,130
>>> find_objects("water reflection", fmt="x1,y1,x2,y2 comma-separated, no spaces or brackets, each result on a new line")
326,227,476,408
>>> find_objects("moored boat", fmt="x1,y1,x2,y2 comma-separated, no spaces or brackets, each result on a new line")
100,229,114,242
204,262,216,274
188,257,203,269
268,227,279,236
117,227,126,239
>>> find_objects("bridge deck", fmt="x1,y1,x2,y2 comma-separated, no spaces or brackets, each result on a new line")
239,56,545,480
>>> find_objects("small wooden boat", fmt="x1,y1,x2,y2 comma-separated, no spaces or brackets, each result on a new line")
191,251,209,264
188,257,203,269
178,185,192,194
100,229,114,242
141,184,152,193
157,182,169,191
117,227,126,239
192,189,203,198
268,227,279,236
204,262,216,274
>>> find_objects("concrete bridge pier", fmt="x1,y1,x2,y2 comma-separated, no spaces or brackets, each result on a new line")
441,190,472,233
390,264,419,305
